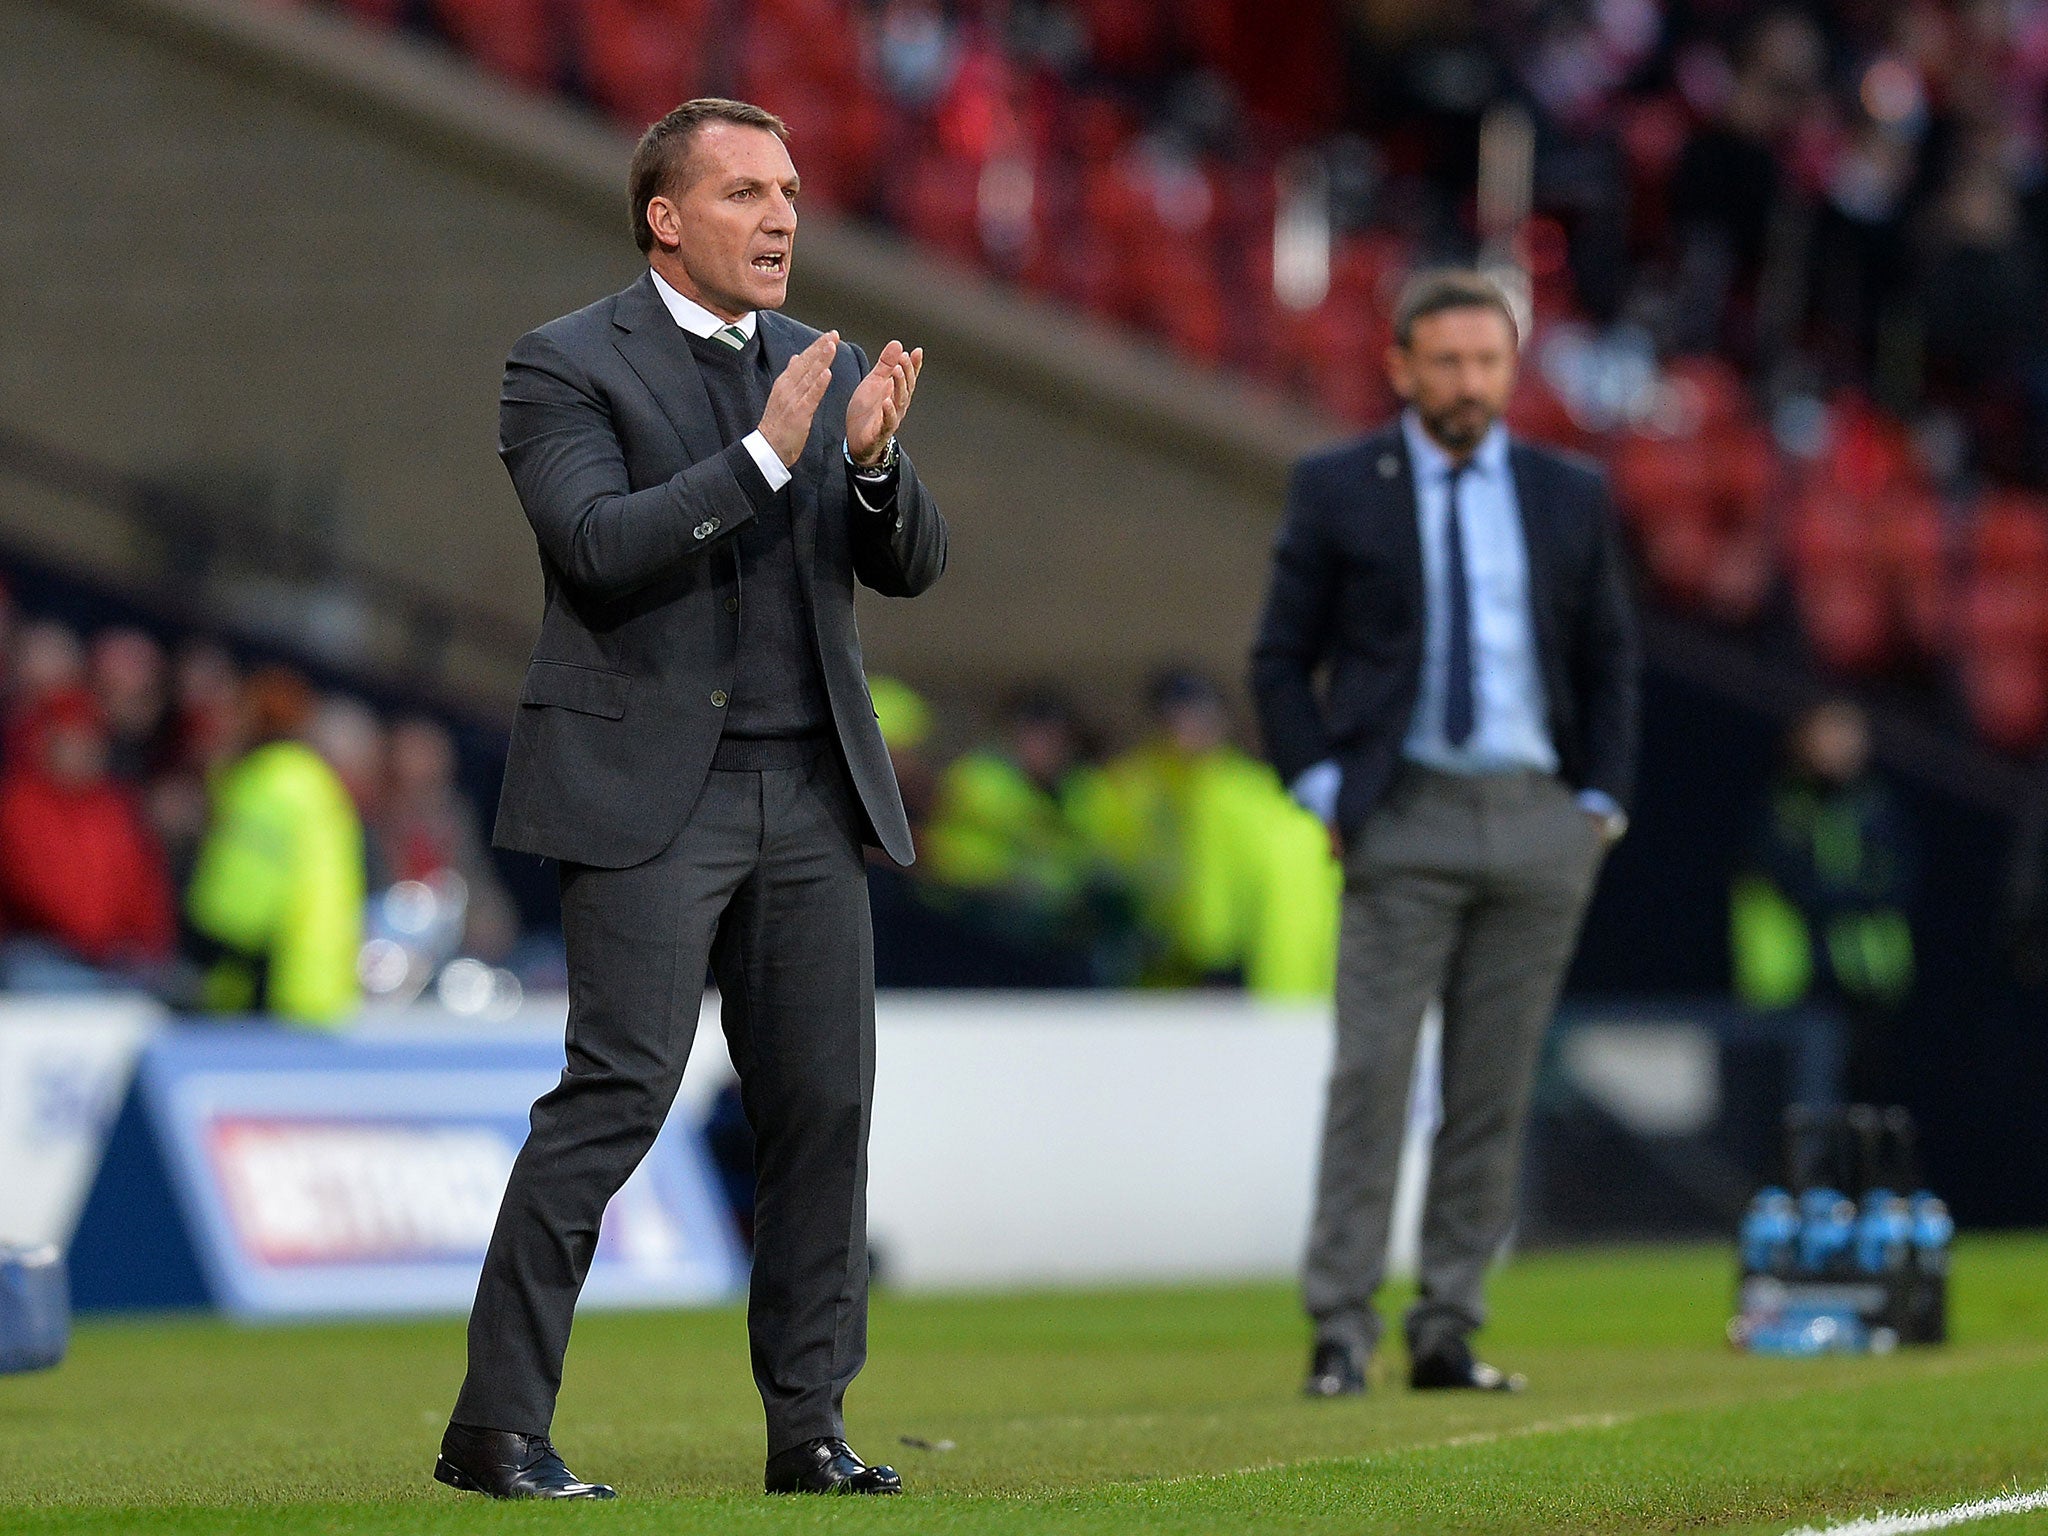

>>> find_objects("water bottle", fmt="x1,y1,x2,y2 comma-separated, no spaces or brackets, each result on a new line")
1854,1189,1913,1273
0,1245,68,1374
1910,1193,1954,1276
1742,1305,1868,1356
1798,1188,1856,1273
1741,1188,1799,1276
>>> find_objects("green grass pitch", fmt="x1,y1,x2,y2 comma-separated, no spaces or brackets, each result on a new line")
6,1237,2048,1534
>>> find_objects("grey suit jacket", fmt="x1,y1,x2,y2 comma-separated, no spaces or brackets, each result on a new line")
491,271,947,869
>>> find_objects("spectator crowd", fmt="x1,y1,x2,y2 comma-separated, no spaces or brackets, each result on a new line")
0,576,1342,1016
0,577,515,1024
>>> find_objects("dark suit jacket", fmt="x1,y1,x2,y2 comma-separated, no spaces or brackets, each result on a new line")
1249,423,1640,836
491,272,947,870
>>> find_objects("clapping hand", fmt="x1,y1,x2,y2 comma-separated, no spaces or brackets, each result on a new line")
846,340,922,467
758,331,839,468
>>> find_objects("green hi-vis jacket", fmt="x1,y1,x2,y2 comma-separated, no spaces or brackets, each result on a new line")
186,740,365,1027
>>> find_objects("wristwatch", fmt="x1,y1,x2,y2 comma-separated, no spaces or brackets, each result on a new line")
846,436,897,477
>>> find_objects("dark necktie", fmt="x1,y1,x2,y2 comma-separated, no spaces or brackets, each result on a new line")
1442,460,1476,748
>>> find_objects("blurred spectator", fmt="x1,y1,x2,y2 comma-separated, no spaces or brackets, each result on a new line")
1084,667,1337,996
146,639,245,890
1918,152,2048,484
1668,10,1828,366
922,684,1138,982
88,627,173,784
307,692,390,888
873,0,961,110
376,715,517,961
184,666,364,1027
1730,699,1916,1104
864,675,1094,987
0,688,175,991
4,620,86,762
167,640,244,777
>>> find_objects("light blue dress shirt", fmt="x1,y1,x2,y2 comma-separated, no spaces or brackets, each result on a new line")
1399,411,1556,776
1288,412,1622,830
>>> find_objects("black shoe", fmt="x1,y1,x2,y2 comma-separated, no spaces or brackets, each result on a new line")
433,1423,616,1499
764,1437,904,1495
1303,1339,1367,1398
1409,1338,1526,1392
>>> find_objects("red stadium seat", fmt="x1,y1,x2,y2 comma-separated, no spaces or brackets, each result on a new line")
1972,492,2048,574
897,147,983,268
430,0,558,90
1874,493,1951,658
575,0,710,131
1802,570,1893,674
1962,649,2048,753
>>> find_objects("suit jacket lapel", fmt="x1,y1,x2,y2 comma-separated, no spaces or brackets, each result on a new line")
1383,430,1425,617
610,272,724,468
1508,441,1564,693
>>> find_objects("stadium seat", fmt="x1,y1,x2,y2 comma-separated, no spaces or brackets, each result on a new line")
1961,648,2048,752
430,0,559,91
1801,569,1894,675
1972,491,2048,575
1873,495,1950,658
575,0,710,131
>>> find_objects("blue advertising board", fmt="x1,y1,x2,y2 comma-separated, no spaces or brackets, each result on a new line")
69,1027,746,1317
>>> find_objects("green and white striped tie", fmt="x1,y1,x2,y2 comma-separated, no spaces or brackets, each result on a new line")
713,323,748,351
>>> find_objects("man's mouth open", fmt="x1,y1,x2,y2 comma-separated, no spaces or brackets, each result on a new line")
752,252,786,275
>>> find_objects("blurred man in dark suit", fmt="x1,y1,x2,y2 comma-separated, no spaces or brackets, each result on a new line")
1251,270,1638,1397
437,98,945,1501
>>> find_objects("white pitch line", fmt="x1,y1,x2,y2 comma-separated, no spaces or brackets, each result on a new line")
1141,1410,1636,1488
1786,1485,2048,1536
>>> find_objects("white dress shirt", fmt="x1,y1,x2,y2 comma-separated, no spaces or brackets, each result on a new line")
1399,411,1557,776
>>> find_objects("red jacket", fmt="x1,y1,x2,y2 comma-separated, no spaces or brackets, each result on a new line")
0,771,175,965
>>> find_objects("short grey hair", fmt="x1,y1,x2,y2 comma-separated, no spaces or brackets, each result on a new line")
1392,269,1520,348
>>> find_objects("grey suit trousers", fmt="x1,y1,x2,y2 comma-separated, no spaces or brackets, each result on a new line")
454,742,875,1454
1303,767,1603,1361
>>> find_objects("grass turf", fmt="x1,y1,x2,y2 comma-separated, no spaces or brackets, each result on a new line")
4,1237,2048,1534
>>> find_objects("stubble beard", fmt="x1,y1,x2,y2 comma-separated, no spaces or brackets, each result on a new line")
1421,399,1496,455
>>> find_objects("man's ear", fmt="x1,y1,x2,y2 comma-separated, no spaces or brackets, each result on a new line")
645,195,684,252
1385,343,1414,401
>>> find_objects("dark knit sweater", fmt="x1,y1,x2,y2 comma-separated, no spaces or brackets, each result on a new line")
684,326,832,741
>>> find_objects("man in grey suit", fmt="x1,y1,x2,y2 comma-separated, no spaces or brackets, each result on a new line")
1251,270,1638,1397
435,99,945,1500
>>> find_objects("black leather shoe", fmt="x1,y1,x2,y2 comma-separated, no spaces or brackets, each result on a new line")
1409,1338,1526,1392
764,1437,903,1495
434,1423,616,1499
1303,1339,1367,1397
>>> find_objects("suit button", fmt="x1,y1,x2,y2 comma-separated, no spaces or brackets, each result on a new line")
726,597,739,613
694,518,720,539
710,690,728,707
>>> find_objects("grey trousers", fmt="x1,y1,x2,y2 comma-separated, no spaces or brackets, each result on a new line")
1303,768,1603,1361
453,743,876,1455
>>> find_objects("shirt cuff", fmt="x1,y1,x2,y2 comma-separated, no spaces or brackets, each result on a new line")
1290,760,1342,825
1576,789,1628,841
742,430,792,492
